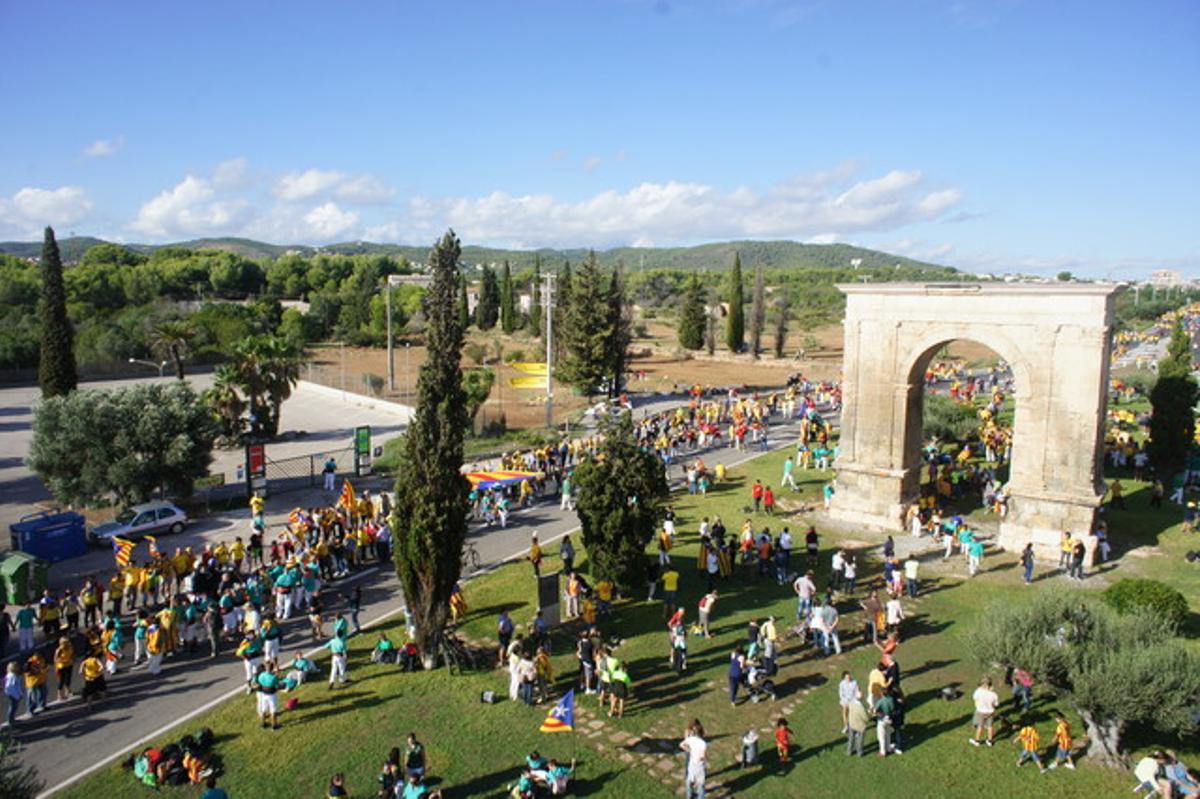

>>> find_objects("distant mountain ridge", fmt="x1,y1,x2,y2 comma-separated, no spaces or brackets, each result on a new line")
0,235,952,274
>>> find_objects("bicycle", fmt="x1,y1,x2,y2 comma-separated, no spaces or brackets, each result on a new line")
461,540,482,572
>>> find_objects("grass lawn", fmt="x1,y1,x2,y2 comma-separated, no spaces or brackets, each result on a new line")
59,443,1199,798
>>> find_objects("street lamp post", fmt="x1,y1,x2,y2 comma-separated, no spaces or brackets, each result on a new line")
128,357,167,377
404,342,411,399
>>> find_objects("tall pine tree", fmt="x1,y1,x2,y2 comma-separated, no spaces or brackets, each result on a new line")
499,260,516,333
38,227,77,398
458,275,470,330
677,273,706,350
392,230,471,669
558,252,610,394
475,266,499,330
1147,321,1198,481
749,264,765,360
725,253,745,353
604,266,631,397
529,255,543,338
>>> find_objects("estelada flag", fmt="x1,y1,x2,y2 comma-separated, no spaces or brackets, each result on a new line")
111,536,136,567
337,480,355,511
145,535,160,558
539,688,574,733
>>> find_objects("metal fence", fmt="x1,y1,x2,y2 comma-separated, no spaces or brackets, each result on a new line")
264,446,356,494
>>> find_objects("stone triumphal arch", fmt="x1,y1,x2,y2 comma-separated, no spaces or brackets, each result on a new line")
829,283,1122,556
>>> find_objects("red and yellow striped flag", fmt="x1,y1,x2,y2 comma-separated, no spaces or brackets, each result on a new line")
145,535,160,558
337,479,355,511
111,536,136,567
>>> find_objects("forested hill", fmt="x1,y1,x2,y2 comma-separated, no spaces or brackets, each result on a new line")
0,236,953,274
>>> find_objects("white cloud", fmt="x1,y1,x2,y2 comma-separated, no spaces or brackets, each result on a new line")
0,186,94,237
82,135,125,159
583,156,602,172
302,203,358,239
393,167,965,248
130,174,251,238
275,168,393,204
129,160,394,242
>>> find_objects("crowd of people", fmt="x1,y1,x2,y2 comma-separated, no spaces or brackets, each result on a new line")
0,484,395,731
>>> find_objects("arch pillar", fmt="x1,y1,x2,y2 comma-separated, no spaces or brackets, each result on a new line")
828,283,1121,559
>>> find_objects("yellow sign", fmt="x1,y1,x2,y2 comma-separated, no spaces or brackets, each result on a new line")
509,376,549,389
511,362,548,376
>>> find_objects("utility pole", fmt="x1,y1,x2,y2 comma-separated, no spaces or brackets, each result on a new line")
543,272,556,430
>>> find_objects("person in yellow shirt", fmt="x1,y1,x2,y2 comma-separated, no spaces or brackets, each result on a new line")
122,566,141,610
53,636,76,701
660,568,680,619
596,579,614,620
714,462,727,483
79,653,107,704
145,622,166,676
24,651,49,713
249,493,265,520
1013,723,1046,772
213,542,230,565
230,537,247,570
1049,713,1075,770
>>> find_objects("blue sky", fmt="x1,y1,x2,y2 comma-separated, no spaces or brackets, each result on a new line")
0,0,1196,277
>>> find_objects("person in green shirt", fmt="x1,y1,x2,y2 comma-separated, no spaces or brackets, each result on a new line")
15,602,36,652
326,634,349,688
254,662,281,730
405,732,426,779
372,633,397,664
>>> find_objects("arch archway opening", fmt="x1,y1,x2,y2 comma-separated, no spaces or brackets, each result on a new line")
900,339,1018,527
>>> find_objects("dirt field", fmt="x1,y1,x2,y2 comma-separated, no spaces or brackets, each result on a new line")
303,318,846,431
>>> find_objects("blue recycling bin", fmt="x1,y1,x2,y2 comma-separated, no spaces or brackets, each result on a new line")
9,510,88,563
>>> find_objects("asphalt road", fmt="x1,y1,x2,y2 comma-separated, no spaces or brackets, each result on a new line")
0,376,410,541
18,401,827,797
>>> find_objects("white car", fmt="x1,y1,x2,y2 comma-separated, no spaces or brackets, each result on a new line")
88,501,188,545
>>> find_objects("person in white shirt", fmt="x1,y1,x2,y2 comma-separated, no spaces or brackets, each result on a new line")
969,677,1000,746
681,729,708,799
843,557,858,593
885,596,904,631
837,671,860,733
831,550,846,591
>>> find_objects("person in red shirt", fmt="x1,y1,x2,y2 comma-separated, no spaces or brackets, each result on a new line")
774,718,793,764
751,480,764,513
763,487,776,515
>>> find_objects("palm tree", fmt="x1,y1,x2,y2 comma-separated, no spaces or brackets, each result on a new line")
149,319,195,379
231,335,302,438
205,364,247,441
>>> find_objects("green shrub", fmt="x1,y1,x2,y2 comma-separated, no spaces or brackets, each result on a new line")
922,394,979,442
1102,578,1189,629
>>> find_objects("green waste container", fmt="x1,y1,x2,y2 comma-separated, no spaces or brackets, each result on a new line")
0,551,48,605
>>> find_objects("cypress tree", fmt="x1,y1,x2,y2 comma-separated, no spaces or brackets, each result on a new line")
749,264,765,359
458,275,470,330
725,253,745,353
772,296,791,358
529,255,543,338
38,226,77,397
1147,321,1198,482
604,266,631,397
677,273,706,350
475,266,499,330
554,261,573,364
392,230,471,668
705,288,718,356
499,260,516,333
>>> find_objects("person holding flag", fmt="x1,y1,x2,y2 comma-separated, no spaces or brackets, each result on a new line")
146,535,161,559
530,690,577,795
111,536,136,568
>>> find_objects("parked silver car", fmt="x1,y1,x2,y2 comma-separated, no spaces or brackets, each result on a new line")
88,501,188,544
